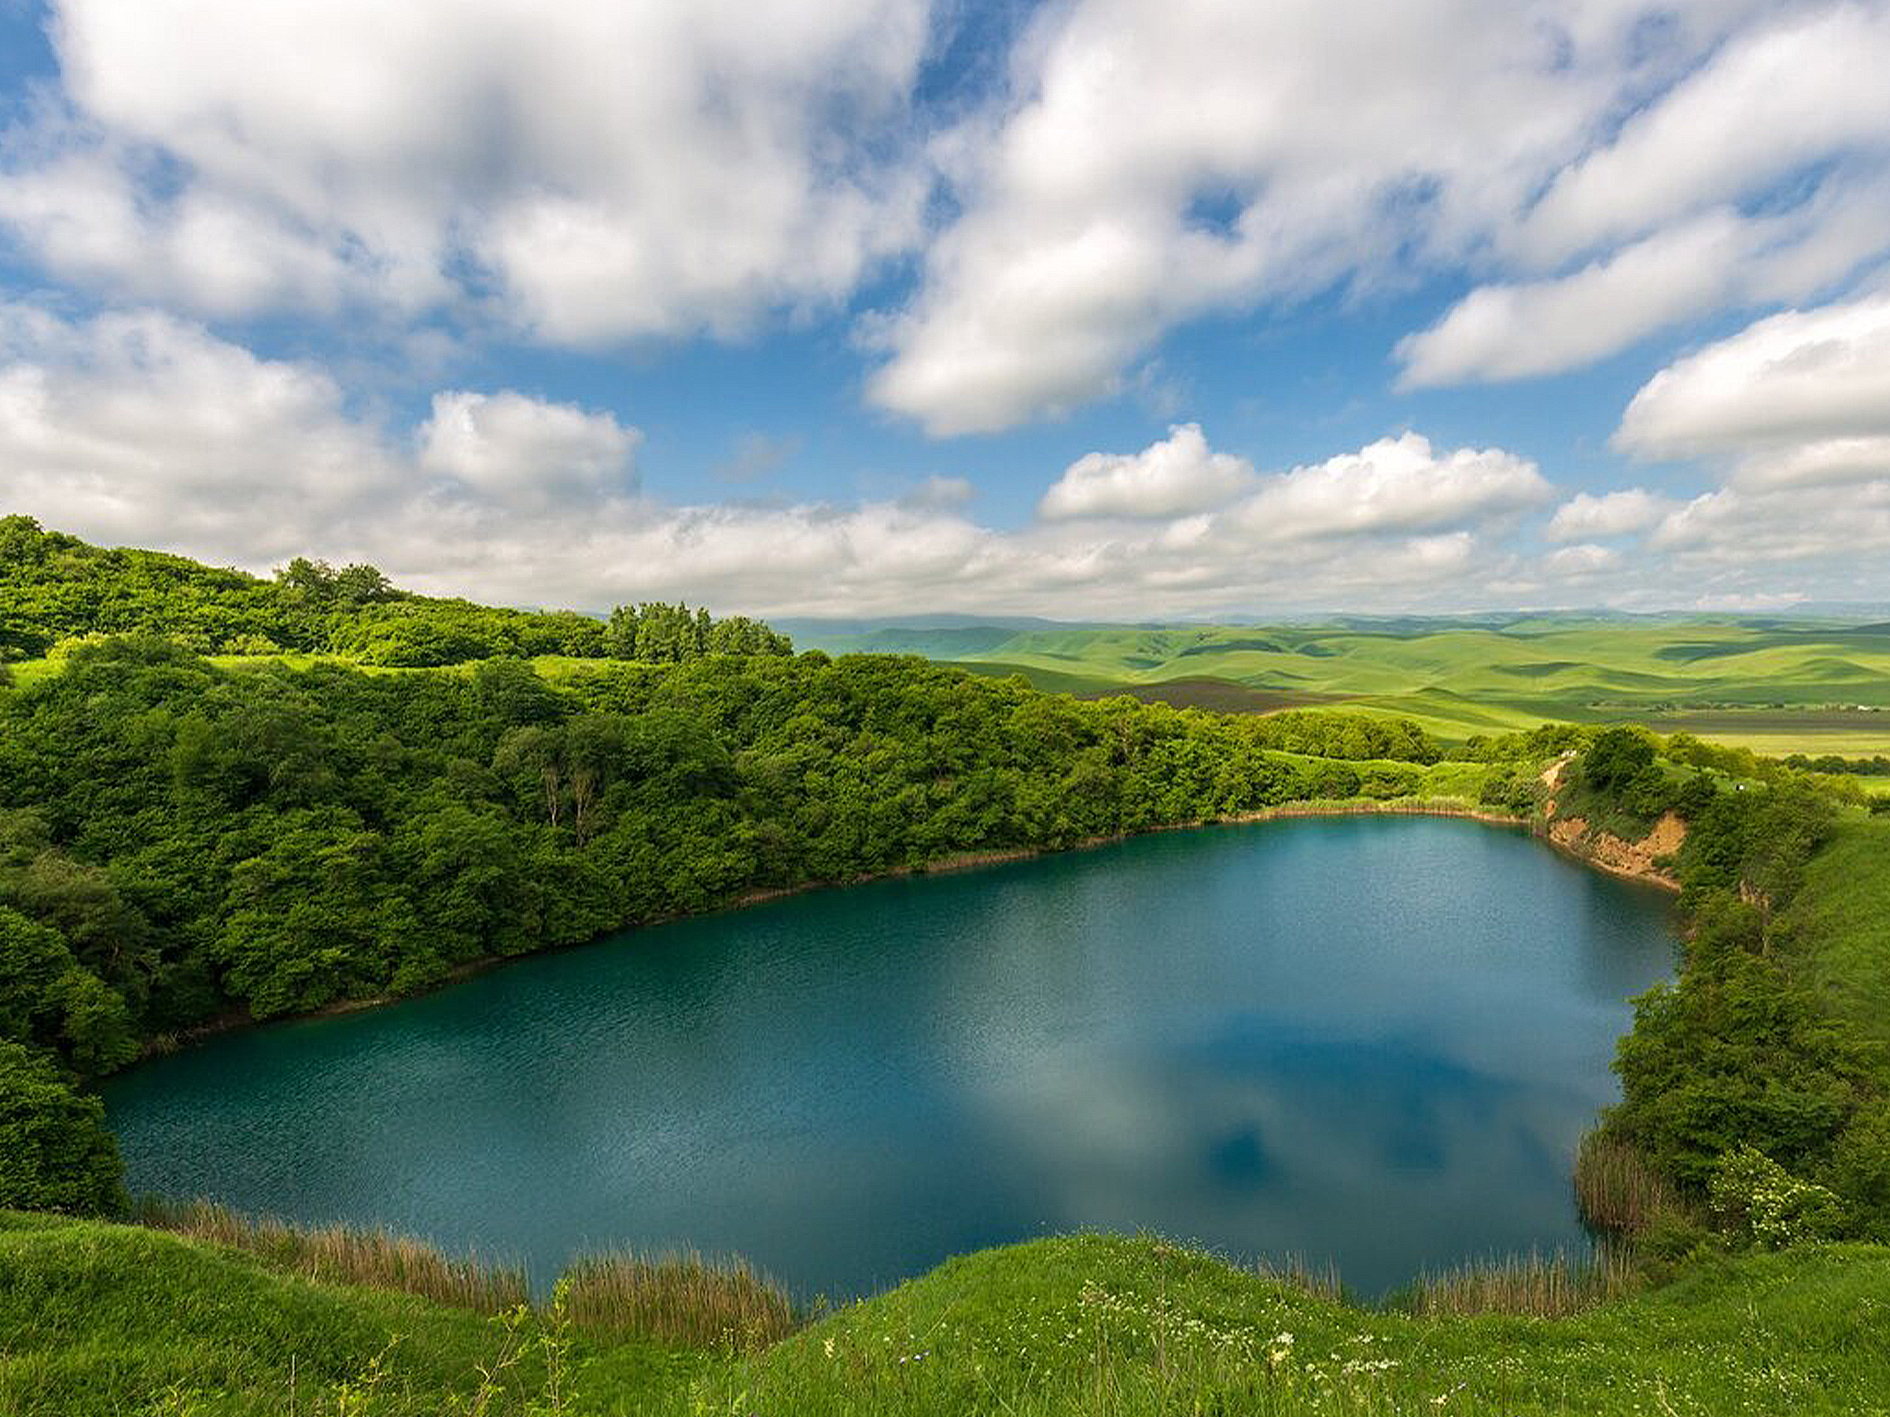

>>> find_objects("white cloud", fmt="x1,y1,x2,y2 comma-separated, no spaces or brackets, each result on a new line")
1513,4,1890,266
1618,289,1890,459
1040,423,1253,520
1545,489,1674,541
0,304,1583,615
7,302,1882,617
0,302,397,558
1542,543,1621,576
418,391,640,507
1397,188,1890,386
1732,437,1890,491
1231,434,1552,541
868,0,1890,428
1592,285,1890,597
869,0,1858,431
1,0,931,339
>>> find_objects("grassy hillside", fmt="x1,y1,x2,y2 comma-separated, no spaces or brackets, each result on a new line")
1780,815,1890,1044
920,620,1890,754
6,1213,1889,1415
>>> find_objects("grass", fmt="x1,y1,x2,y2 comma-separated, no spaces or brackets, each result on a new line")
1778,813,1890,1043
1405,1247,1638,1318
133,1198,531,1314
8,1213,1890,1414
910,618,1890,750
1574,1131,1686,1236
560,1249,799,1350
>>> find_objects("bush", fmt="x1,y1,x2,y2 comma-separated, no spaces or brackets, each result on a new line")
0,1040,127,1216
1708,1146,1843,1249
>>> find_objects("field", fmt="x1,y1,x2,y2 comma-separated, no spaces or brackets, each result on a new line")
6,1213,1889,1416
803,618,1890,754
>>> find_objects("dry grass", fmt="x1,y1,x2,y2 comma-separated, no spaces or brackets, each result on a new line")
133,1198,528,1314
559,1248,799,1350
1575,1130,1683,1235
1408,1247,1637,1319
1252,1251,1345,1304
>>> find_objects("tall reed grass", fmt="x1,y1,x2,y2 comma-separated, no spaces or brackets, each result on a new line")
134,1198,529,1314
1575,1130,1682,1235
1252,1251,1345,1304
560,1248,799,1350
1408,1246,1636,1319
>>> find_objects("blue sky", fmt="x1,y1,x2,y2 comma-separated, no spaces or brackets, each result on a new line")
1,0,1887,618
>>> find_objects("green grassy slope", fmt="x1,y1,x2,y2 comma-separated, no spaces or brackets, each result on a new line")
936,620,1890,751
7,1215,1889,1416
1781,815,1890,1044
0,1213,698,1417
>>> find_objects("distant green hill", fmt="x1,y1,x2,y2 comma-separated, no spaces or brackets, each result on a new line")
916,620,1890,754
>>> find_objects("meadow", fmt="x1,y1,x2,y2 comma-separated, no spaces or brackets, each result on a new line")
5,1212,1888,1416
804,618,1890,757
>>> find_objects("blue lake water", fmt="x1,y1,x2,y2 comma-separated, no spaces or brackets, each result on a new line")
104,815,1676,1298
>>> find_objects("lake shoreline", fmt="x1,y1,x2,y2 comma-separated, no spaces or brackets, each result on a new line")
135,794,1672,1061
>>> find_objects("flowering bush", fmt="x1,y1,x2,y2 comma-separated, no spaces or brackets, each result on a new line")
1709,1146,1844,1249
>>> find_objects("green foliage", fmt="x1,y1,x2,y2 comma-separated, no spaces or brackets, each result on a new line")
1,517,790,670
0,1043,126,1217
1580,727,1657,793
1709,1146,1844,1249
604,601,791,661
1575,741,1890,1243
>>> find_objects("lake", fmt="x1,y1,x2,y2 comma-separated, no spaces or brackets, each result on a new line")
104,814,1676,1298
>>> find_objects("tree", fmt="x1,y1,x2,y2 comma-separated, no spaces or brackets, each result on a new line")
1583,726,1656,793
0,1040,127,1216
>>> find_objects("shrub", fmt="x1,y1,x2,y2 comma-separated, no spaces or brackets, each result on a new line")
1708,1146,1843,1249
0,1039,127,1216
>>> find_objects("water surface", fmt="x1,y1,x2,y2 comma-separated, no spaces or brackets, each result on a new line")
106,816,1675,1297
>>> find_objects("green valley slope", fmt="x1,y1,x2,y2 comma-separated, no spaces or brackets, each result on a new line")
809,618,1890,753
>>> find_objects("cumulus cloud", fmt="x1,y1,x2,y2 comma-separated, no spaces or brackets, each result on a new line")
1617,289,1890,459
0,302,398,559
418,391,641,507
869,0,1890,431
1598,285,1890,597
1397,187,1890,386
1040,423,1254,520
1512,3,1890,266
863,0,1890,428
1231,434,1552,540
0,0,930,339
0,303,1590,614
1545,489,1675,542
1542,543,1621,577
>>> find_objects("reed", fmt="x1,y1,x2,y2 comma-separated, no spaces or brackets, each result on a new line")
1252,1251,1345,1304
559,1247,799,1350
1408,1246,1636,1319
133,1198,529,1314
1575,1130,1682,1235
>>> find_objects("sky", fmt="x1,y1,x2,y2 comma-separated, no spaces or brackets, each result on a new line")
0,0,1888,620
